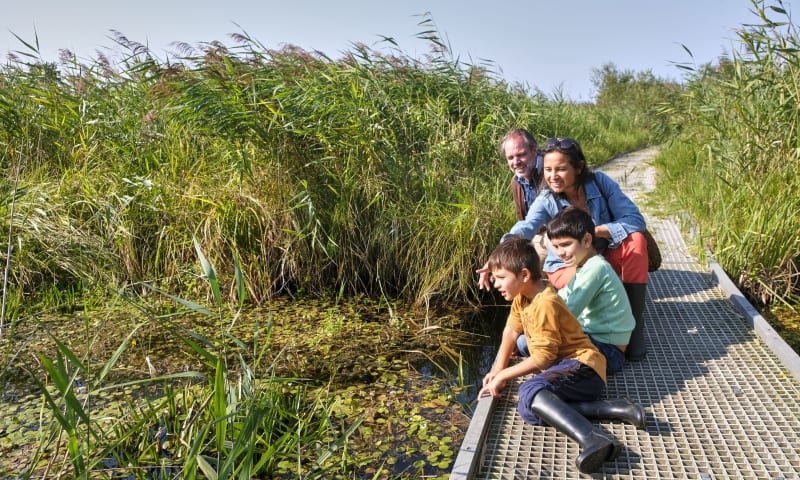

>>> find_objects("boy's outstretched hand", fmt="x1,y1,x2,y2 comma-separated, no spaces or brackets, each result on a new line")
476,262,492,290
478,370,506,398
478,376,507,398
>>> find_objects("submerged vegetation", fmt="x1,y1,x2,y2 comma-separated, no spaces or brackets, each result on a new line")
1,0,799,477
0,243,488,478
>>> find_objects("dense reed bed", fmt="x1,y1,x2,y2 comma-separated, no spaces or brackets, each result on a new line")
5,2,800,476
0,26,660,313
654,0,800,312
0,21,672,477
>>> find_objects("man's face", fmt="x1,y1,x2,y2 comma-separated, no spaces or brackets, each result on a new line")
491,267,526,301
504,136,538,181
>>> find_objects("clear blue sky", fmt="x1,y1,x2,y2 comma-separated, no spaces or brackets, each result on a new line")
2,0,775,101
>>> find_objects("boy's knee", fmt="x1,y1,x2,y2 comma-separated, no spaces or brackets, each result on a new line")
517,397,545,425
517,379,546,417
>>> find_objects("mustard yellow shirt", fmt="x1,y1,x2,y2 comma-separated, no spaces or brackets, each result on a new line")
507,285,607,382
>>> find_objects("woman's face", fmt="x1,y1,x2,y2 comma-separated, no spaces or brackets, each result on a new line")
543,151,579,194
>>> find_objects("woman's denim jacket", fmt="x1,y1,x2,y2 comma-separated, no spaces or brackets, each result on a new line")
500,171,646,273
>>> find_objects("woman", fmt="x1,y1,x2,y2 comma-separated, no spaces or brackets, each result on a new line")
478,137,649,361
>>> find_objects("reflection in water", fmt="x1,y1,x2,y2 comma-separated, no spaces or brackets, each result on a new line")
414,304,508,414
457,305,508,412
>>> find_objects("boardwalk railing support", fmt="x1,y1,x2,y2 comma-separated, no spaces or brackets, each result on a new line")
449,395,496,479
707,251,800,382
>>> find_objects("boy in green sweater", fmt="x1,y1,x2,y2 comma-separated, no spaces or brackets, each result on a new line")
516,206,635,374
479,236,644,474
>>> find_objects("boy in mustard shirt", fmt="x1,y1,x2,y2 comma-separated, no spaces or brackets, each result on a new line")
479,236,644,474
516,206,635,374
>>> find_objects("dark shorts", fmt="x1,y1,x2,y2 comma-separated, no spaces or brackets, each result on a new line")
590,337,625,375
517,359,605,425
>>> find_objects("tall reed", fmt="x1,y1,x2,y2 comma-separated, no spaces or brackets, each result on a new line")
0,22,662,310
654,0,800,306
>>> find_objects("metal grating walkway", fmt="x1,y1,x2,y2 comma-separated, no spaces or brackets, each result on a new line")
451,149,800,479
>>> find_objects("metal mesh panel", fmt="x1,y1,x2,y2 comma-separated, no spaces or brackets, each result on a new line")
465,218,800,480
453,152,800,479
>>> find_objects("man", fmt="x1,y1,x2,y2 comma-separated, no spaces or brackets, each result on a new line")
498,128,547,274
499,128,543,220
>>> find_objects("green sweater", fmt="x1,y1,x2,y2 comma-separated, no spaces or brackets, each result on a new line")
558,255,635,346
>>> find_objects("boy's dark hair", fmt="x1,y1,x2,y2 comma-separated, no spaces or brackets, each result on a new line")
546,206,596,243
487,236,542,279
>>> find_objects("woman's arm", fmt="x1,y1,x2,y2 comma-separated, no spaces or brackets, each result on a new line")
480,192,558,289
502,190,557,242
591,172,645,246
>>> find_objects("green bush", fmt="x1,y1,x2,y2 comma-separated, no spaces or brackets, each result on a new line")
652,0,800,305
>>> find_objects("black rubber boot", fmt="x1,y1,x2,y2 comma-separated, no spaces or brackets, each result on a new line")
570,397,646,430
530,390,621,474
624,283,648,361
